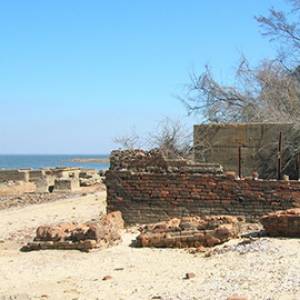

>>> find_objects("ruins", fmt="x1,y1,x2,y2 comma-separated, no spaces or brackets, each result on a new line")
22,211,124,252
136,215,240,248
194,122,294,178
260,208,300,237
0,167,104,209
0,167,102,193
106,149,300,225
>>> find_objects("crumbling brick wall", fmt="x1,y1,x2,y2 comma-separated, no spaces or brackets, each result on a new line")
106,150,300,224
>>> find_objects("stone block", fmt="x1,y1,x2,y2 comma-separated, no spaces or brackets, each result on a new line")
54,178,80,192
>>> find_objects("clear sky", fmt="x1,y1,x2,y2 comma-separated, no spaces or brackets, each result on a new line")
0,0,289,154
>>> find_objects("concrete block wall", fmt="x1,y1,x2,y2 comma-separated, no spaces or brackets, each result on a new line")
28,170,46,181
193,123,294,178
54,178,80,192
0,170,29,182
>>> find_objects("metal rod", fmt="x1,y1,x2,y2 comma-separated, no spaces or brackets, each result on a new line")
296,152,300,180
277,132,282,180
238,145,242,179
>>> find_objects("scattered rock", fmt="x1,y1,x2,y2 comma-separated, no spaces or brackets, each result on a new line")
0,295,31,300
196,245,206,252
204,238,277,257
188,245,207,254
227,295,248,300
79,170,102,187
184,272,196,280
102,275,112,281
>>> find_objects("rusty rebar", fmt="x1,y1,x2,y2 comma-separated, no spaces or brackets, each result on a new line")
277,132,282,180
238,145,242,179
297,152,300,180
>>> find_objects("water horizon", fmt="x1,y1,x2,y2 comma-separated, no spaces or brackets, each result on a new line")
0,154,110,170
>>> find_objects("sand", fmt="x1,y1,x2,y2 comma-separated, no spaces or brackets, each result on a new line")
0,192,300,300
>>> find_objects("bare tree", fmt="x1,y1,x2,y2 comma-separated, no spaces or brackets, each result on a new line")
113,129,140,150
181,58,300,123
256,0,300,67
180,0,300,178
148,118,192,159
113,118,192,159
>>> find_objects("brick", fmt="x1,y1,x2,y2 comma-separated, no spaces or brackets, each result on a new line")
106,150,300,224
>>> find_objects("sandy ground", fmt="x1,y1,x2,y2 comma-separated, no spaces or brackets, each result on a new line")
0,192,300,300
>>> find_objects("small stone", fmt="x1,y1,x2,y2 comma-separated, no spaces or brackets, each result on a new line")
196,246,206,252
184,272,196,279
227,295,248,300
102,275,112,281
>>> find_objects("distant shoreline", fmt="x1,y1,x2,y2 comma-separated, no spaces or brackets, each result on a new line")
0,154,110,170
65,158,110,164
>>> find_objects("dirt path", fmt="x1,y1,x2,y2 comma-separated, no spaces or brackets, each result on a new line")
0,193,300,300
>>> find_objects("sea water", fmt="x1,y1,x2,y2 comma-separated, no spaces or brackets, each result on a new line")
0,154,109,170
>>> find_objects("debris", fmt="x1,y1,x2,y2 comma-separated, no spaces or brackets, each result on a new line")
184,272,196,280
261,208,300,237
227,295,248,300
136,216,240,248
21,211,124,252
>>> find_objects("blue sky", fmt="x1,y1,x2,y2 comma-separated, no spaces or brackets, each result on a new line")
0,0,289,154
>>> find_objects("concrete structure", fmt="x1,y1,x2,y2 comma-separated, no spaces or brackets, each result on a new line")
0,167,92,193
0,169,29,182
44,168,80,179
28,170,47,181
54,178,80,192
193,123,294,178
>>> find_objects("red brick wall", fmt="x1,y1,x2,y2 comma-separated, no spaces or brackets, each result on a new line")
106,170,300,224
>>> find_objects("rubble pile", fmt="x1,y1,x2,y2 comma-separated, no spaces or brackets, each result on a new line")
110,149,168,171
109,149,223,174
260,208,300,237
136,215,240,248
21,211,124,252
79,170,102,187
203,238,277,257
